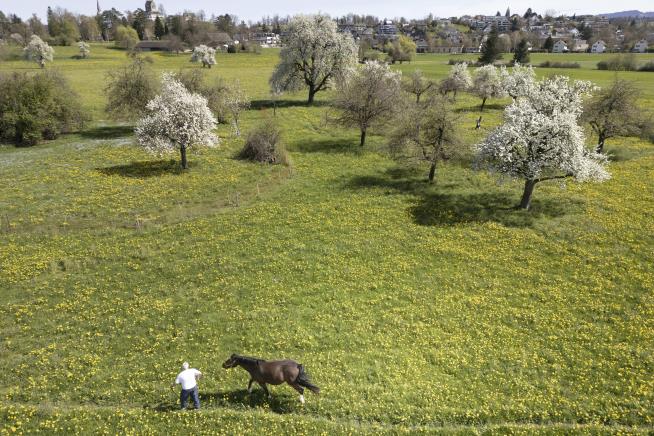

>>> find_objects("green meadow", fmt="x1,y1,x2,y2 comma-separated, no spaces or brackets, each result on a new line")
1,45,653,434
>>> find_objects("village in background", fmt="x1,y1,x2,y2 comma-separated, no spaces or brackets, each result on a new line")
0,1,652,56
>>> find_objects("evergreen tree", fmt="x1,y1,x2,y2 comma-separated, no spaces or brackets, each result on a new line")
154,16,165,39
513,38,530,64
543,35,554,52
523,8,533,19
479,27,502,65
505,7,511,17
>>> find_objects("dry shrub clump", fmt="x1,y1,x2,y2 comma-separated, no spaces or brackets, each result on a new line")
238,119,289,165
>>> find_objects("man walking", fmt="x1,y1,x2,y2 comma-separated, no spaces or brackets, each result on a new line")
171,362,203,410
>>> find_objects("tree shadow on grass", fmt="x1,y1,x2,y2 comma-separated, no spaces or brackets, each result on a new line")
96,159,183,178
147,389,297,414
347,166,578,228
250,99,330,110
290,138,362,154
410,192,573,228
80,125,134,140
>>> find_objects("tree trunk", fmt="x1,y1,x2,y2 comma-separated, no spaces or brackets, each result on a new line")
519,179,537,210
453,89,457,101
428,162,437,183
307,86,316,104
480,97,487,111
416,94,420,104
360,129,366,147
596,135,605,153
180,145,188,170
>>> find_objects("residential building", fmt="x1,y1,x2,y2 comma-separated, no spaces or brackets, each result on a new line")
571,39,588,52
633,39,648,53
552,40,568,53
591,40,606,53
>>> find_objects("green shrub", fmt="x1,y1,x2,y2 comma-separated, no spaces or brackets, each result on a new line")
238,119,288,165
638,61,654,72
0,71,87,146
539,60,581,68
597,55,638,71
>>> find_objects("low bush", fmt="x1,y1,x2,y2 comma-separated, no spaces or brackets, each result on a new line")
597,55,638,71
538,60,581,68
638,61,654,72
0,71,87,145
238,119,288,165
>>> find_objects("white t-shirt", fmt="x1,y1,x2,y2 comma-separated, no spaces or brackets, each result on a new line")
175,368,201,390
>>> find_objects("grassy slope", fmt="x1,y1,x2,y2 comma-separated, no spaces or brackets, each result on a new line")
1,45,653,434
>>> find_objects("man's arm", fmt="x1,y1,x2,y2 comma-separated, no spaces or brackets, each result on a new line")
195,370,203,380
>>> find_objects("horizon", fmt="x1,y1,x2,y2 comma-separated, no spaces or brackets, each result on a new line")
5,1,654,23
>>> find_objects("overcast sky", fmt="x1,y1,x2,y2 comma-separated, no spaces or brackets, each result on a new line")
7,0,653,22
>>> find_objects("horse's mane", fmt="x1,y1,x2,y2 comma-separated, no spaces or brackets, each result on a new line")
235,355,265,364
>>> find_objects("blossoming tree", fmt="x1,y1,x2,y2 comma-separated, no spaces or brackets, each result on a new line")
500,63,536,99
270,14,357,104
191,45,216,68
332,60,402,147
24,35,54,68
439,62,472,100
472,65,506,111
476,75,610,210
135,73,218,170
78,41,90,59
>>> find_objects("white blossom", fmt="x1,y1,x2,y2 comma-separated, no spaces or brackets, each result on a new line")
440,62,472,99
191,45,216,68
476,74,609,208
471,64,506,110
23,35,54,68
500,63,536,99
135,73,218,169
78,41,90,59
270,14,358,103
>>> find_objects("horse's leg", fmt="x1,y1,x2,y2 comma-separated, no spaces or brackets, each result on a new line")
259,382,271,398
289,382,305,404
247,378,254,393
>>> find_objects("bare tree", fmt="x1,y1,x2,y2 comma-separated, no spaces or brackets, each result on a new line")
331,61,402,147
402,70,434,104
104,56,158,120
389,95,460,183
583,79,644,153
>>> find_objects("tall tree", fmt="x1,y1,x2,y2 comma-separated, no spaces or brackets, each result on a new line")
331,60,402,146
270,14,357,104
505,7,511,17
479,27,503,64
389,94,460,183
543,35,554,52
582,79,644,153
513,38,530,64
154,16,165,40
476,75,609,209
136,73,218,170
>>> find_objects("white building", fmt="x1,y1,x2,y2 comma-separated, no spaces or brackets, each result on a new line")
591,40,606,53
571,39,588,52
144,1,162,21
633,39,648,53
552,40,568,53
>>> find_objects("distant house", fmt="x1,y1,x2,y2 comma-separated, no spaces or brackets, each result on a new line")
552,40,568,53
415,39,429,53
633,39,648,53
464,46,480,53
134,40,171,51
571,39,588,52
432,46,463,54
591,40,606,53
252,33,280,46
377,19,398,40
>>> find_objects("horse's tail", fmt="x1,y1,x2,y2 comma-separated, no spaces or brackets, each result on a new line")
296,364,320,394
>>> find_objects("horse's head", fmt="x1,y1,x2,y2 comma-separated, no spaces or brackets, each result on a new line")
222,354,239,369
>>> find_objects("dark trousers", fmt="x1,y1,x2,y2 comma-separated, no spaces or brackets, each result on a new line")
180,385,200,409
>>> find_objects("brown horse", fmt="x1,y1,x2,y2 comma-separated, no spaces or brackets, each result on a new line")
222,354,320,404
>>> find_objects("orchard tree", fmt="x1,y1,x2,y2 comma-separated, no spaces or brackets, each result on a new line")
78,41,90,58
479,27,502,64
23,35,54,68
500,63,536,99
472,64,506,111
136,73,218,170
191,45,216,68
403,69,434,104
386,35,416,64
332,60,402,146
270,14,357,104
222,80,250,136
104,56,158,119
583,79,644,153
389,95,459,183
513,38,530,64
439,62,472,100
476,75,609,210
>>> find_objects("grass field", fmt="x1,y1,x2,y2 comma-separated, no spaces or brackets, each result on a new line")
1,44,654,434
